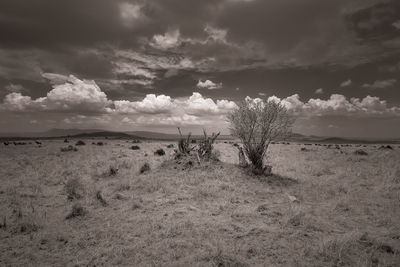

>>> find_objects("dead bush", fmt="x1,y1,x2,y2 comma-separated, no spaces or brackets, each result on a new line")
177,127,194,154
197,129,220,161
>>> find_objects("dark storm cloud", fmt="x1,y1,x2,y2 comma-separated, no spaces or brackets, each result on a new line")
346,0,400,42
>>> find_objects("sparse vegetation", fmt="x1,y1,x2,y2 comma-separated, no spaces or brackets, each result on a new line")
140,163,150,174
75,140,86,146
60,145,78,152
65,203,86,219
0,139,399,266
154,148,165,156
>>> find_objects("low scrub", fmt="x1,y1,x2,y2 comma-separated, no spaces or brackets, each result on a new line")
75,140,86,146
154,148,165,156
140,163,150,174
131,145,140,150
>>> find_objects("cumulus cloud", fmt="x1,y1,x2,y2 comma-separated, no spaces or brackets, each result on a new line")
113,94,175,114
315,88,324,94
150,28,181,49
262,94,400,117
340,79,352,87
362,79,397,89
196,79,222,90
1,75,111,113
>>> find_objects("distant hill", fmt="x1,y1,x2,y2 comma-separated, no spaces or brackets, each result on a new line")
0,128,399,144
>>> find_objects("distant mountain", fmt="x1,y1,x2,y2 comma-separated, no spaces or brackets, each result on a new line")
127,131,235,140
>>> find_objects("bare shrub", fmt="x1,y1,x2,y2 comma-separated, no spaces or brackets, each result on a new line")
64,178,85,200
228,98,294,175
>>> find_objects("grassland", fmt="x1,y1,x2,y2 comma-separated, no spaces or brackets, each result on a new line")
0,139,399,266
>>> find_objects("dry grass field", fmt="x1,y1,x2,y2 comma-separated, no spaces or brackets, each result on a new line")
0,139,399,266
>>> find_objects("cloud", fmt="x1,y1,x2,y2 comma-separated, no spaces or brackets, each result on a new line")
119,2,142,27
315,88,324,94
113,94,175,114
1,75,111,113
340,79,352,87
204,25,228,43
362,79,397,89
263,93,400,117
150,28,181,49
393,20,400,29
196,79,222,90
112,62,156,79
5,84,24,93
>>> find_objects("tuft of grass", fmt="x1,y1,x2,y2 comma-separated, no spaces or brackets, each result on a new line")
140,163,150,174
108,166,119,176
65,203,87,219
64,178,85,200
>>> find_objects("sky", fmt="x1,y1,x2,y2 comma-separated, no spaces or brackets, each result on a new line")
0,0,400,138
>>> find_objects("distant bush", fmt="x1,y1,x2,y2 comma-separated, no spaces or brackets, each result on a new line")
131,145,140,150
75,140,86,146
64,178,84,200
65,203,86,219
167,144,174,148
191,139,197,144
354,149,368,155
60,145,78,152
108,166,119,176
97,141,104,146
154,148,165,156
140,162,151,174
64,139,69,143
132,140,141,143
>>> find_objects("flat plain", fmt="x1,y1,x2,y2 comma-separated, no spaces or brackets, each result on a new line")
0,139,399,266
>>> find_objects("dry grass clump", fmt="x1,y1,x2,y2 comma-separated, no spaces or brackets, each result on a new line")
60,145,78,152
154,148,165,156
95,190,108,206
65,203,87,219
140,163,150,174
108,166,119,176
75,140,86,146
354,149,368,155
64,178,85,200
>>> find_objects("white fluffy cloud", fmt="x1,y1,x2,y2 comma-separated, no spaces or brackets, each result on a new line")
150,28,181,50
2,75,111,113
362,79,397,89
263,94,400,117
196,79,222,90
113,94,175,114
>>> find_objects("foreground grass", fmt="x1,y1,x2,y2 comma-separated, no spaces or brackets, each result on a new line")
0,140,399,266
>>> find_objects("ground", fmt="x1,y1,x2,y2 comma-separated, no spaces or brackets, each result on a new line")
0,140,399,266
